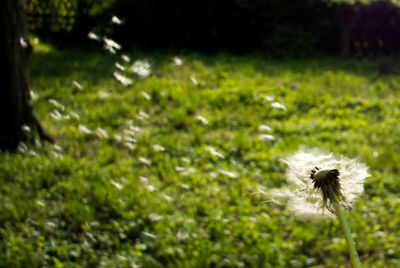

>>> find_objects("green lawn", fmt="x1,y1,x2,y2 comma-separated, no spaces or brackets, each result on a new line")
1,40,400,267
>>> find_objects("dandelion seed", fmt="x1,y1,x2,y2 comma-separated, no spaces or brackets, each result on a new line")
21,124,31,133
142,232,157,240
136,110,149,121
53,144,62,152
152,144,165,152
219,169,239,178
98,90,110,99
19,37,28,48
96,128,109,139
182,157,191,164
162,193,173,202
69,111,80,120
207,146,224,159
36,200,45,207
274,147,369,217
139,176,148,184
78,125,92,134
196,115,209,125
146,184,155,192
103,37,121,54
88,31,101,41
139,157,151,165
30,90,37,100
111,15,123,25
258,134,276,141
17,142,28,153
49,151,63,159
113,71,132,86
141,91,152,100
123,136,137,143
104,45,116,54
180,183,190,190
29,150,38,157
130,60,151,77
103,37,121,50
271,102,287,111
264,96,274,102
173,56,183,66
177,230,189,241
373,151,379,158
190,76,198,85
175,166,185,172
115,62,125,71
72,80,83,90
49,99,65,111
121,54,130,62
124,142,136,150
111,180,123,190
114,134,122,142
258,124,272,132
149,213,163,222
50,110,63,121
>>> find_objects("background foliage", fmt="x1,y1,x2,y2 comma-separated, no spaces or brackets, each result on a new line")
25,0,400,56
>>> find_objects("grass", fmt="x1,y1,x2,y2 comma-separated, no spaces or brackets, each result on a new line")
1,39,400,267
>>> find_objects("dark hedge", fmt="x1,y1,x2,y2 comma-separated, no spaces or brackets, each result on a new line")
26,0,400,57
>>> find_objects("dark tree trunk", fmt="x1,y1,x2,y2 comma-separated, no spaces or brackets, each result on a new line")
0,0,53,151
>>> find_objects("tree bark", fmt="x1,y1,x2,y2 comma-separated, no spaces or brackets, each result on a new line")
0,0,54,151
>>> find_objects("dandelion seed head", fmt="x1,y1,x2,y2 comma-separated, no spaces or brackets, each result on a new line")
275,147,369,218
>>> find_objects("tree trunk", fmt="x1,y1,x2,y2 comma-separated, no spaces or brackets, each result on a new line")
0,0,53,151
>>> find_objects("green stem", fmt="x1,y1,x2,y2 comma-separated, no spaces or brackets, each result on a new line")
334,203,361,268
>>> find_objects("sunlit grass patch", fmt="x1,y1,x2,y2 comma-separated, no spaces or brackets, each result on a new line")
1,42,400,267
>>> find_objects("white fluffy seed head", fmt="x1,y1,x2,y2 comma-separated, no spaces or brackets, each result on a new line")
273,147,369,218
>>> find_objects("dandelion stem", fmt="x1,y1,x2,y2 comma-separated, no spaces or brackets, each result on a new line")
334,203,361,268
